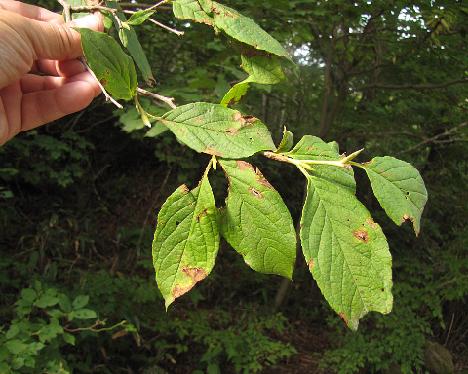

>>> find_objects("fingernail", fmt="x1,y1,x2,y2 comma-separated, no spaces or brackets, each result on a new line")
71,14,103,31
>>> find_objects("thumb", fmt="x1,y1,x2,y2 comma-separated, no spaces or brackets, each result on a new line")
17,13,102,61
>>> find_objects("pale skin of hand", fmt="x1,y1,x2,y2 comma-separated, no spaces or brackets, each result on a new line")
0,0,104,146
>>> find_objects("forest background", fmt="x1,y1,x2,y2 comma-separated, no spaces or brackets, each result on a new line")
0,0,467,373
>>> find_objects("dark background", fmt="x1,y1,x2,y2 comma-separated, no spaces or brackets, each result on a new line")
0,0,467,373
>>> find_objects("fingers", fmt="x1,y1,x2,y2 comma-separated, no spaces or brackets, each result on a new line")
0,0,63,23
20,71,100,94
31,59,86,77
21,78,100,132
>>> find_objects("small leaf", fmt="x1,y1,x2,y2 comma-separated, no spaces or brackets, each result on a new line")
220,82,250,107
219,160,296,279
106,1,155,86
159,102,275,158
127,9,156,26
221,55,285,106
285,135,341,160
58,294,72,313
300,169,393,330
153,170,219,308
172,0,213,25
241,54,285,84
71,309,97,319
276,127,294,153
72,295,89,310
35,294,59,309
79,28,137,100
63,333,76,346
145,123,169,138
363,156,428,235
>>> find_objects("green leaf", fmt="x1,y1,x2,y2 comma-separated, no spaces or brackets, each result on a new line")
159,102,276,158
363,156,428,235
72,295,89,310
127,9,156,26
63,333,76,346
300,168,393,330
58,294,72,313
276,127,294,153
106,1,155,86
285,135,342,160
5,340,27,355
221,55,285,106
35,294,59,309
241,55,285,84
172,0,214,25
220,82,250,107
145,123,168,138
79,28,137,100
153,169,219,308
207,2,290,58
70,309,97,320
219,160,296,279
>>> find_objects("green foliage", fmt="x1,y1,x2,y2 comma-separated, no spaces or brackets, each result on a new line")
0,282,101,374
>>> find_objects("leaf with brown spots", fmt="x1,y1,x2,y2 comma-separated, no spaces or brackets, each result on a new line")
159,102,275,159
218,159,296,279
79,28,137,100
152,170,219,308
363,156,428,235
300,168,393,330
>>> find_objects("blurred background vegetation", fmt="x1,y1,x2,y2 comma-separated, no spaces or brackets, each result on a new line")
0,0,467,373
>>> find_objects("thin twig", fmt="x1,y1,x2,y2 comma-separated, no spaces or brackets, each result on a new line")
137,88,177,109
123,10,184,36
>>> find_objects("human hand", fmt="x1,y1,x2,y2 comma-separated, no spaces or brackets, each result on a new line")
0,0,103,145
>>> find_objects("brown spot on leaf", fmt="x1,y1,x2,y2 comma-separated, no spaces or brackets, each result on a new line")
353,229,369,243
249,187,263,199
180,185,190,193
403,214,413,223
183,267,207,282
197,209,209,222
204,148,223,157
172,284,195,299
226,127,239,135
338,312,349,325
255,169,273,189
308,259,315,271
237,161,254,171
366,218,378,229
99,78,107,86
233,112,257,126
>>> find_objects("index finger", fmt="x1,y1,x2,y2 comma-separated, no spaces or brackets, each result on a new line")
0,0,63,23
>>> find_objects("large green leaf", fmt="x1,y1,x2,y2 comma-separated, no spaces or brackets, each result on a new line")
159,102,275,158
172,0,214,25
153,172,219,308
172,0,289,58
363,156,428,235
219,160,296,279
208,2,289,58
221,55,285,106
300,168,393,330
79,29,137,100
106,0,155,86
